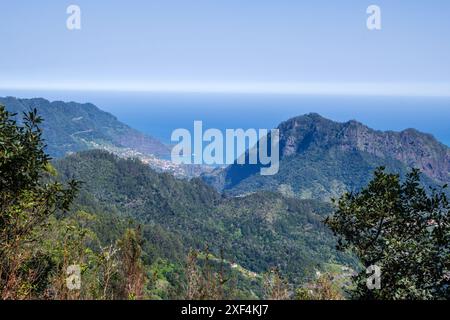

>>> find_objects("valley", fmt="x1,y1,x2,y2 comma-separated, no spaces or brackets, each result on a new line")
1,96,449,299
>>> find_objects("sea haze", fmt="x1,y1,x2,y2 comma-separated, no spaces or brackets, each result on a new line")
2,90,450,146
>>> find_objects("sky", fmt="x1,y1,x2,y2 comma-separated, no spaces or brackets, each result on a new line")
0,0,450,96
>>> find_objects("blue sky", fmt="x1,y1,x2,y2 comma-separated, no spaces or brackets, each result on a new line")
1,0,450,95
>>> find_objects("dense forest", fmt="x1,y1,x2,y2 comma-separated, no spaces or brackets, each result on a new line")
205,113,449,201
1,105,449,300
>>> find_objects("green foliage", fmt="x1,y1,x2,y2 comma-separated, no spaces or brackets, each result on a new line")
117,227,146,300
205,113,448,202
210,148,440,202
184,249,229,300
0,104,356,300
326,167,450,300
147,258,185,299
295,274,344,300
0,105,79,299
54,150,356,290
0,97,169,158
0,106,152,300
263,268,290,300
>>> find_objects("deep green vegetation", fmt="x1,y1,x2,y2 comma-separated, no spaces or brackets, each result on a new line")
0,97,169,158
326,168,450,299
54,150,355,287
0,105,261,299
0,105,354,299
2,102,449,300
204,113,449,201
0,106,79,298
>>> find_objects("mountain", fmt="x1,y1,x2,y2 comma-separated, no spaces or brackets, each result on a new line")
203,113,450,201
0,96,170,158
54,150,355,286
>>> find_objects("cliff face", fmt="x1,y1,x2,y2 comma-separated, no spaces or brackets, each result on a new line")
204,113,450,201
278,113,450,184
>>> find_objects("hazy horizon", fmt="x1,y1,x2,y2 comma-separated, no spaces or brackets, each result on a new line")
1,1,450,96
2,90,450,147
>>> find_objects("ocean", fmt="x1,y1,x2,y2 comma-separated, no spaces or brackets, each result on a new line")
2,90,450,146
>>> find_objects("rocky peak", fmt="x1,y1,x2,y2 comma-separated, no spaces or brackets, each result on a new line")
278,113,450,184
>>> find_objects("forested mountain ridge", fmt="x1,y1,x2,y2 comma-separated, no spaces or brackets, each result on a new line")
277,113,450,183
2,101,448,300
54,150,355,285
204,113,450,201
0,96,170,158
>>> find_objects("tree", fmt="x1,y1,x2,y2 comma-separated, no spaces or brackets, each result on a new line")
325,167,450,300
117,226,146,300
184,247,233,300
296,274,344,300
0,105,78,299
263,268,290,300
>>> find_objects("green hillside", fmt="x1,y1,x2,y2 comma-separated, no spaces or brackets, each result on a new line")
0,96,170,158
204,113,449,201
54,150,355,286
